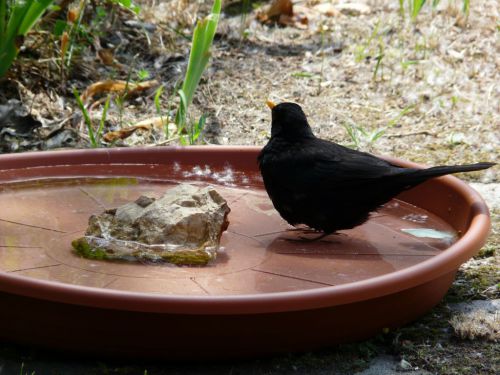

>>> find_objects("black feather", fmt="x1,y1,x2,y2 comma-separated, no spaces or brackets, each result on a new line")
258,102,495,234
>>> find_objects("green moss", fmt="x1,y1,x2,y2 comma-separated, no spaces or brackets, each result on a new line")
447,262,499,302
390,237,499,374
72,237,109,260
72,237,212,266
388,301,499,374
476,244,496,259
388,222,498,372
161,249,212,266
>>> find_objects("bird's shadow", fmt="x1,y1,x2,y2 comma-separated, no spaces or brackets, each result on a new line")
264,229,382,258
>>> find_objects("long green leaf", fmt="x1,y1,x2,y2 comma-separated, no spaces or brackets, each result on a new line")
178,89,188,146
411,0,427,19
97,95,111,143
0,0,54,78
202,0,221,55
73,88,98,147
177,88,188,129
175,0,221,127
181,19,206,106
0,0,7,39
398,0,405,17
5,2,30,42
462,0,469,16
18,0,53,35
180,0,221,107
0,43,17,77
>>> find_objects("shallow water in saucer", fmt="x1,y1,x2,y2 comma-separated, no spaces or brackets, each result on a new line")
0,175,457,296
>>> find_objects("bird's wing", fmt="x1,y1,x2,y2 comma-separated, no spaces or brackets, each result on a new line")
273,140,410,193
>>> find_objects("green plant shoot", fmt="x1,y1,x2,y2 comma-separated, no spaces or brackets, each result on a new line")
410,0,427,20
405,0,469,21
177,88,188,130
0,0,54,78
175,0,221,127
179,114,206,146
98,95,111,140
73,88,108,148
462,0,470,17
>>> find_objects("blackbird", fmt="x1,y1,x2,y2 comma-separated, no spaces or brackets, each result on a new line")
258,101,495,238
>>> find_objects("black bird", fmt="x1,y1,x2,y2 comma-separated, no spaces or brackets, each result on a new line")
258,101,495,239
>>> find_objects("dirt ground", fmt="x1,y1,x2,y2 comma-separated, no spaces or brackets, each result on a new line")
0,0,498,374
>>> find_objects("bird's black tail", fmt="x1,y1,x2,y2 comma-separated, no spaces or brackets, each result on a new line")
400,162,495,186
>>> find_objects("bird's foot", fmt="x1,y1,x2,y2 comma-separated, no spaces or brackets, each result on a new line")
298,232,332,242
285,231,339,242
286,228,319,234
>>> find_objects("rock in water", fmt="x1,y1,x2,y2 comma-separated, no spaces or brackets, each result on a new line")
72,184,230,266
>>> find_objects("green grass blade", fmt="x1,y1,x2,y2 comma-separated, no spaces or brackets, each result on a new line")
0,43,17,76
411,0,427,20
73,88,97,147
5,2,30,42
203,0,221,53
18,0,53,35
97,95,111,143
370,129,386,143
181,19,206,106
177,88,188,130
192,114,206,144
387,105,415,127
0,0,54,78
154,85,167,136
342,122,360,149
372,52,384,80
398,0,405,17
0,0,7,38
175,0,221,128
180,0,221,107
462,0,469,16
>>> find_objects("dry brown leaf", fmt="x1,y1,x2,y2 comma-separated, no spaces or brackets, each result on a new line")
102,124,152,143
134,116,165,128
134,117,177,134
67,7,79,23
81,79,159,102
60,32,69,60
97,48,116,66
257,0,308,28
257,0,292,23
267,0,294,19
97,48,125,71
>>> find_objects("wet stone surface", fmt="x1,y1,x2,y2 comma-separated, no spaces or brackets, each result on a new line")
72,183,230,265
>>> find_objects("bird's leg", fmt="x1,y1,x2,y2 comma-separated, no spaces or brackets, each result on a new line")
283,225,346,242
284,229,340,242
287,228,318,234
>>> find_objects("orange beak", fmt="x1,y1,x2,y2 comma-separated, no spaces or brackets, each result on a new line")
266,100,276,110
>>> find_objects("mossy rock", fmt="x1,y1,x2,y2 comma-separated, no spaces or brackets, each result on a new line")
72,237,212,266
72,237,109,260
